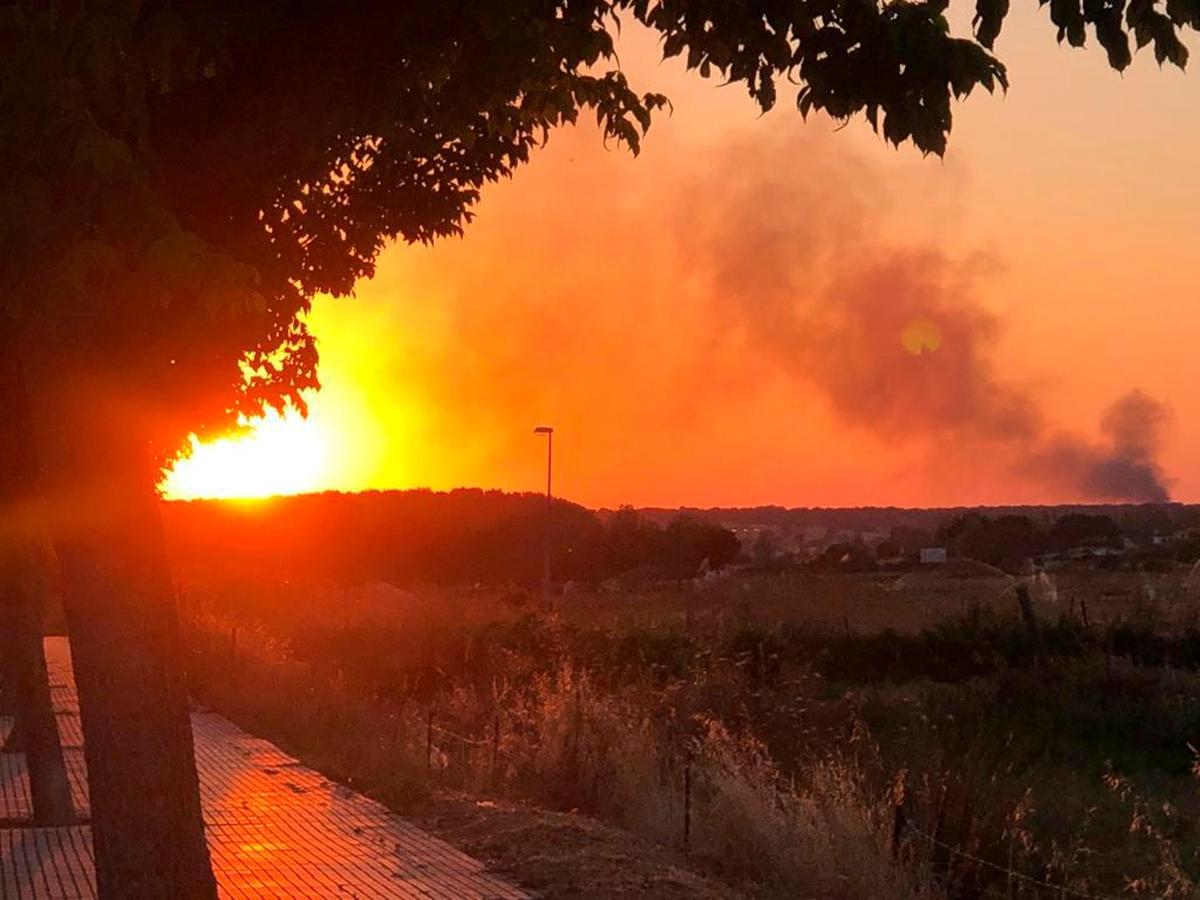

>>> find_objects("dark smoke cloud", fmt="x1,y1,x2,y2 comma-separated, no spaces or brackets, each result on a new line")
1028,391,1172,503
682,130,1172,502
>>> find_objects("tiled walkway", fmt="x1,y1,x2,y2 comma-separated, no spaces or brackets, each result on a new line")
0,639,526,899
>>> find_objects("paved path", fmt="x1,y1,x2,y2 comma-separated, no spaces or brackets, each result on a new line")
0,638,526,899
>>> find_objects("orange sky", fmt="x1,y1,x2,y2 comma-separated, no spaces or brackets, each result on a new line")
162,12,1200,509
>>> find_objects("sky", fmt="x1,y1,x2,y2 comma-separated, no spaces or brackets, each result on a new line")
162,9,1200,509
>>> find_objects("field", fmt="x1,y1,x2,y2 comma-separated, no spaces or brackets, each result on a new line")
183,566,1200,898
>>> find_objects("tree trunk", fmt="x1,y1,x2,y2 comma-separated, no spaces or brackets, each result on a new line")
0,347,74,823
25,360,216,899
0,567,75,824
0,647,24,751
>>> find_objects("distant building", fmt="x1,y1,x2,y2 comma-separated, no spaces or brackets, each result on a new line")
920,547,948,565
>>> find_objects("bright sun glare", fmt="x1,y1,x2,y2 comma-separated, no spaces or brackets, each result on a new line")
161,407,327,500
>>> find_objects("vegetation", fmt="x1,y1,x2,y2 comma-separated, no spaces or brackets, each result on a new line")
165,491,1200,591
166,490,740,585
184,561,1200,898
6,0,1200,893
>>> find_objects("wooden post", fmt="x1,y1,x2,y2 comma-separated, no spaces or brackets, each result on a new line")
1016,584,1046,660
491,712,500,789
1007,835,1016,899
891,798,906,860
426,708,434,774
387,704,404,757
932,783,948,871
683,751,692,853
567,680,584,787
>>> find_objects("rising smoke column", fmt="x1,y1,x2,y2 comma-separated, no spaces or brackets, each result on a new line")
683,130,1172,502
1027,390,1172,503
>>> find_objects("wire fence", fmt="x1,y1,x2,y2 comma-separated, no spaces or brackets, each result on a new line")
899,820,1126,900
192,614,1162,900
400,693,1130,900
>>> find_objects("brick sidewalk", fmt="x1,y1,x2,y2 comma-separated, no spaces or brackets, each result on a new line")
0,639,526,899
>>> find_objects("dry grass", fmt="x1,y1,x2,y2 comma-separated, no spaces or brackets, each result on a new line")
184,565,1200,899
188,605,934,898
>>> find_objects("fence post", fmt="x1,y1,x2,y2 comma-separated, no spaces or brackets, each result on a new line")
567,680,584,787
390,697,410,757
683,750,692,853
426,707,434,774
1007,836,1016,899
891,799,906,860
491,712,500,789
1015,585,1046,661
890,770,907,861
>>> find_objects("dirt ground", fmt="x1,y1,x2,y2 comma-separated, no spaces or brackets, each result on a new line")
199,681,739,898
411,792,743,899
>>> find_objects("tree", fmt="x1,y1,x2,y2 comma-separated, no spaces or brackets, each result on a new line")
663,514,740,576
889,524,934,557
4,6,667,894
0,343,74,825
0,558,75,825
602,506,667,574
873,538,903,561
815,540,875,571
752,529,783,566
937,511,990,553
984,514,1042,570
1048,513,1121,551
3,1,1197,895
939,513,1041,569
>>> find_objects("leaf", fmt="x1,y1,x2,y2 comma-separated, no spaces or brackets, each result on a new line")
662,31,686,59
974,0,1010,47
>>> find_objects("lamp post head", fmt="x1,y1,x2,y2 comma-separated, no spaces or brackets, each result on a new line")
534,426,554,435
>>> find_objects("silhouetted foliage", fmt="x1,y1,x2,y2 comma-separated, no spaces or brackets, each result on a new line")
873,538,902,560
600,506,668,576
662,513,741,575
1048,513,1122,550
813,541,877,572
6,1,1198,461
3,2,671,452
6,4,1198,896
640,503,1200,545
751,530,783,566
938,513,1041,570
165,490,739,586
1174,531,1200,563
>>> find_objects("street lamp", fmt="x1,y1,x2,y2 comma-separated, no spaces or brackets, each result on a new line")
533,426,553,605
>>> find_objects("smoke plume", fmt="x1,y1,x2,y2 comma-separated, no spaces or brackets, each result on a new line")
682,131,1172,502
295,117,1173,507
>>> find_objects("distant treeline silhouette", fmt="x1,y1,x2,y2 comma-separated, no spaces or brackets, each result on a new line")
636,502,1200,544
164,489,740,587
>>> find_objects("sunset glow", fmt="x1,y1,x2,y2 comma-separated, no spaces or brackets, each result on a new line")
162,407,327,500
160,17,1200,508
24,6,1200,897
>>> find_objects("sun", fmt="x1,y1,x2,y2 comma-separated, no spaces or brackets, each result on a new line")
900,317,942,356
160,407,328,500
